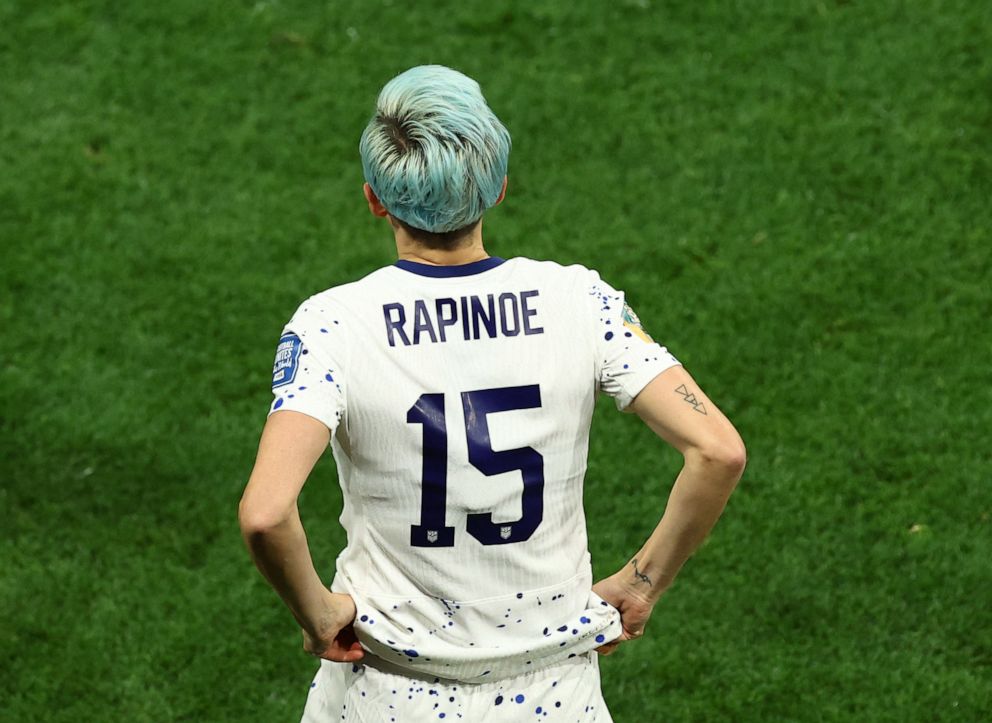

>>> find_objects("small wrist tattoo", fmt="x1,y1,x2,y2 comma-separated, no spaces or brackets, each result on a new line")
631,558,652,586
675,384,708,415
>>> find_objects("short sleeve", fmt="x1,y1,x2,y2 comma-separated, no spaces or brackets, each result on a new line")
587,274,681,410
268,301,346,433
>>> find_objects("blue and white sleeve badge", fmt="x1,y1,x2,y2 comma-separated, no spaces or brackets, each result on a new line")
272,332,303,389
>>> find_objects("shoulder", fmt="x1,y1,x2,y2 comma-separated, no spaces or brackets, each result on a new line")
278,268,391,352
290,266,397,319
309,266,397,304
503,256,603,288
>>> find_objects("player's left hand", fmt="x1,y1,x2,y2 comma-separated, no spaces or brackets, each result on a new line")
301,589,365,663
591,573,654,656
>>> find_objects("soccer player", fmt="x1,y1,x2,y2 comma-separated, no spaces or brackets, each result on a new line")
239,65,746,722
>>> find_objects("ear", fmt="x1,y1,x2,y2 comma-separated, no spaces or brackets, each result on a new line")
494,176,508,206
363,183,390,218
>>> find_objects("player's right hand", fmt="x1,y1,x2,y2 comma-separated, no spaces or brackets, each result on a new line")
301,590,365,663
591,573,655,656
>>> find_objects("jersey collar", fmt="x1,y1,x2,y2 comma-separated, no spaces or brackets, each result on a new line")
394,257,505,278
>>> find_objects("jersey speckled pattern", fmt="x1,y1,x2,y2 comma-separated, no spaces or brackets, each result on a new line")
270,256,680,716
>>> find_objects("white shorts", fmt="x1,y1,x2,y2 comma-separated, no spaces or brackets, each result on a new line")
301,653,613,722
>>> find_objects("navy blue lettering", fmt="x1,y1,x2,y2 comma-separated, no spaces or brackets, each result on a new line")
470,294,497,339
383,303,410,347
408,394,455,547
498,293,520,336
409,385,546,548
462,386,544,545
385,292,542,346
460,296,471,340
521,290,543,335
413,300,438,344
435,298,458,342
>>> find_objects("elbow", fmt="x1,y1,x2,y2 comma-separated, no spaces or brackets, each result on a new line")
237,497,266,538
238,493,291,538
690,435,747,481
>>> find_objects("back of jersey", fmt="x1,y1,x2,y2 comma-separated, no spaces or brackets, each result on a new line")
270,256,679,682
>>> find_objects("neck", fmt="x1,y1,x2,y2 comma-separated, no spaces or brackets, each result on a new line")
394,221,489,266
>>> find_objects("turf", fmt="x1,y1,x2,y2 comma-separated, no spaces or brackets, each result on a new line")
2,1,990,720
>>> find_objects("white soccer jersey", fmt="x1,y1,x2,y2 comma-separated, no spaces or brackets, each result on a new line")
269,256,680,683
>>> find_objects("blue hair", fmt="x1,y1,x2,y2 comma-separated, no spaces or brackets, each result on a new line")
359,65,511,233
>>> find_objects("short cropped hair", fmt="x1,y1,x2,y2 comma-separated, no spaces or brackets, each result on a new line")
359,65,511,235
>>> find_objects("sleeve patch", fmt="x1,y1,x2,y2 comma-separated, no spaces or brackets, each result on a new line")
621,303,653,342
621,302,643,329
272,333,303,389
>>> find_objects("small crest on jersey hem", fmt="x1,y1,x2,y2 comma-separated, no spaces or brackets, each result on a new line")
272,333,303,389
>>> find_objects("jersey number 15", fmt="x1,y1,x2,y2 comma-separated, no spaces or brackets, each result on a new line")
407,385,544,547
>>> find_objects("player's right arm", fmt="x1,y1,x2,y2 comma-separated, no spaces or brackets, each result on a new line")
239,307,362,662
593,364,745,653
240,411,363,663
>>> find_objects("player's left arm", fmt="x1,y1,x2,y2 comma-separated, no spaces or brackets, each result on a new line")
594,365,745,654
239,410,363,662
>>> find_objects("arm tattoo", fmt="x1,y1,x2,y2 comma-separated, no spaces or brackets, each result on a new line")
630,558,652,586
675,384,708,415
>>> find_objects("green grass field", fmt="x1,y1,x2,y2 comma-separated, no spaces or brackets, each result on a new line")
2,1,990,720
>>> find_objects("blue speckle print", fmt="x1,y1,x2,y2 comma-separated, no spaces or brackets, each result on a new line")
404,649,419,658
494,695,503,706
595,634,606,643
580,616,590,624
605,331,614,340
273,398,284,409
515,694,525,704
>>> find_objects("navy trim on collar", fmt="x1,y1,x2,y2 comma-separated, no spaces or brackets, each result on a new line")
395,257,505,278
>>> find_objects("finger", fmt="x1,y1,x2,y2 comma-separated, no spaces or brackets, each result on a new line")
318,638,365,662
323,646,365,663
320,647,365,663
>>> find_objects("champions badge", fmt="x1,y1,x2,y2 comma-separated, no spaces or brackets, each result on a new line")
621,302,654,343
272,333,303,388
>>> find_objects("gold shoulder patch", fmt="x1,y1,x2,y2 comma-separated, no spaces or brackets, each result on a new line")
622,302,653,342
